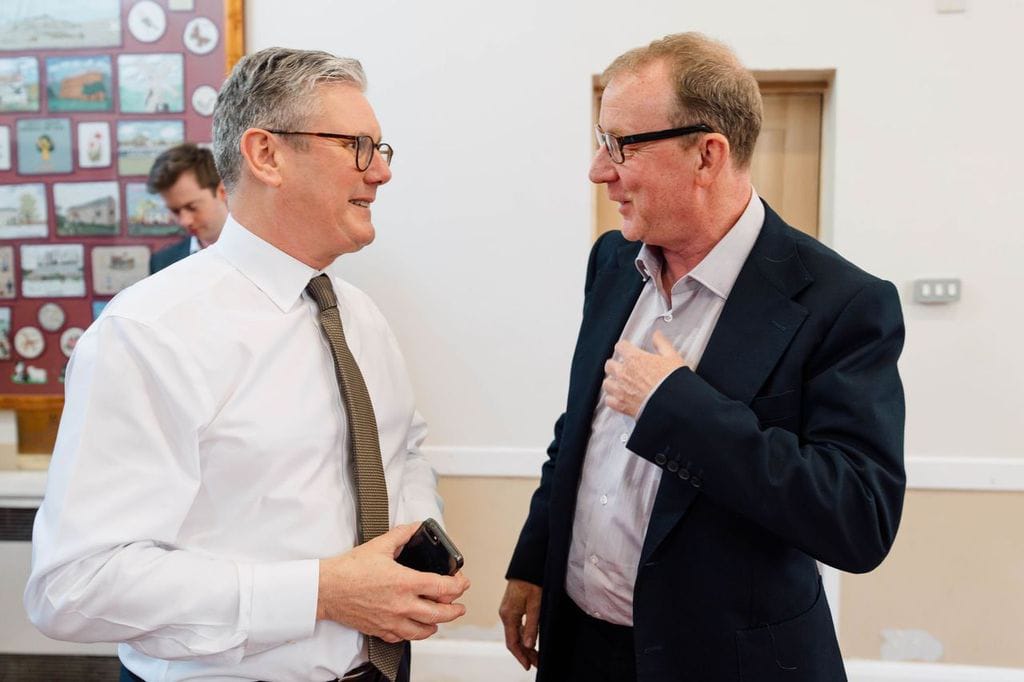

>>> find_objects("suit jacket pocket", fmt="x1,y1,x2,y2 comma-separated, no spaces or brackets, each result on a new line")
750,389,798,425
734,579,846,682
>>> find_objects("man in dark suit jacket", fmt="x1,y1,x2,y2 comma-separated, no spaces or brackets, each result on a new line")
148,234,192,273
147,144,229,273
500,33,905,682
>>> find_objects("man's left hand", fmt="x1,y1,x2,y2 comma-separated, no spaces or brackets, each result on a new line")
603,330,686,418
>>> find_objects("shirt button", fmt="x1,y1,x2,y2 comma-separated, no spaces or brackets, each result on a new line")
590,554,599,565
619,433,629,444
600,494,608,505
663,312,673,322
593,610,601,618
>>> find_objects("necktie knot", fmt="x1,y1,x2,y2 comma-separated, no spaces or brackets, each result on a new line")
306,274,338,312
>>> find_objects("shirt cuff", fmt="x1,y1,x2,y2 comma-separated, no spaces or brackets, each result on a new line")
243,559,319,650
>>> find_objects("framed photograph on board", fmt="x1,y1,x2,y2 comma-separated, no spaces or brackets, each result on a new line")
54,181,120,237
45,56,114,113
0,0,121,51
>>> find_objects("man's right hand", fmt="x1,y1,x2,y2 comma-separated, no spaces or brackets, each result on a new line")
499,578,541,670
317,523,470,643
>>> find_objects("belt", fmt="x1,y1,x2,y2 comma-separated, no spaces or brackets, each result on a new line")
121,660,383,681
337,661,384,682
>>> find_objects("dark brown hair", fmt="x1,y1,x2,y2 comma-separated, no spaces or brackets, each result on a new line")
146,143,221,194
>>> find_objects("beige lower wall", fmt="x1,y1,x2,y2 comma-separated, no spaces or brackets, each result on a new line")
437,476,539,633
839,489,1024,667
439,477,1024,669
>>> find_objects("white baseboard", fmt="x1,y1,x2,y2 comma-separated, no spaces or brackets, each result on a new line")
411,640,534,682
906,456,1024,491
846,658,1024,681
423,446,546,478
409,640,1024,682
424,446,1024,492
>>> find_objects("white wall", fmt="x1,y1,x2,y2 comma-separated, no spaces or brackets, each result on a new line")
247,0,1024,460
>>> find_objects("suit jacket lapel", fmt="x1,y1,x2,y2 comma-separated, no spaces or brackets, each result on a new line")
697,211,812,403
556,242,644,496
641,205,813,565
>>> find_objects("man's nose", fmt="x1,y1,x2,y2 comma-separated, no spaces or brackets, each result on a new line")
365,150,392,185
589,147,617,185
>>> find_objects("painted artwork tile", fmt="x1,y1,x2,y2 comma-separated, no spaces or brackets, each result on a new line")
127,1,166,43
0,0,121,51
0,246,14,299
0,305,10,360
0,126,10,171
91,245,150,295
118,53,184,114
77,121,111,169
183,17,218,55
126,182,181,236
20,244,85,298
0,57,39,112
46,55,113,112
0,183,48,239
54,181,119,237
16,118,72,175
91,299,109,320
117,120,184,176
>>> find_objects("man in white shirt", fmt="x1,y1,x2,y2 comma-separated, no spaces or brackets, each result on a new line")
147,144,229,274
26,47,469,682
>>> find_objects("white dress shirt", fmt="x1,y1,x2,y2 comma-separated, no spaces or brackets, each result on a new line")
566,190,764,626
25,215,442,681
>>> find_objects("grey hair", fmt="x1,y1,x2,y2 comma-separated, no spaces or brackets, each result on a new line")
212,47,367,192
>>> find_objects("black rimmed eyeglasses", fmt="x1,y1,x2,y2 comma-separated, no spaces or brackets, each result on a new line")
266,130,393,171
594,123,714,164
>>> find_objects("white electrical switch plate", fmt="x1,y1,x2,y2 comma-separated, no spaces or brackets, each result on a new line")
913,278,961,304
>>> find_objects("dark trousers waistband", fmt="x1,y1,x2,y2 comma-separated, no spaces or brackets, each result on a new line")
566,597,634,641
120,656,405,682
564,598,637,682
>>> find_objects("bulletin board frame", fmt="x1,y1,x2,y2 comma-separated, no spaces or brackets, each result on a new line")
0,0,244,447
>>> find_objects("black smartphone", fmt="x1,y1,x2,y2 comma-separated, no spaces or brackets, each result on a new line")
396,518,464,576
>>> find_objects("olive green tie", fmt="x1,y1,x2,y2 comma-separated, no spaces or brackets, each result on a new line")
306,274,403,682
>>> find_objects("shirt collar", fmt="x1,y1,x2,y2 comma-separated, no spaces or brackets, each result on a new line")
635,187,764,300
208,215,322,312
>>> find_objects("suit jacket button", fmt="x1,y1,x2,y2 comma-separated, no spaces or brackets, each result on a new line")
691,476,702,489
667,460,679,472
678,468,690,480
654,453,667,466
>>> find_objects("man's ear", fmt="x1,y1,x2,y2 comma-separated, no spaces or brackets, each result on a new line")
239,128,284,188
214,181,227,203
694,133,731,187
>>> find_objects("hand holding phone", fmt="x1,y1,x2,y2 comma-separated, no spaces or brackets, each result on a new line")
396,518,464,576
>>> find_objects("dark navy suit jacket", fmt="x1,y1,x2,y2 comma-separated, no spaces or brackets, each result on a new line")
507,202,906,682
149,236,192,274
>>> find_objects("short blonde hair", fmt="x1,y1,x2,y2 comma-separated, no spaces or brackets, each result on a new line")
601,32,762,167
